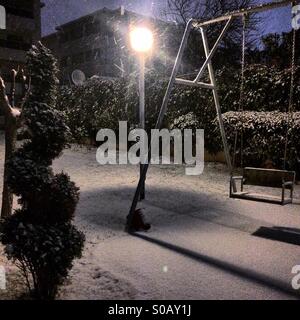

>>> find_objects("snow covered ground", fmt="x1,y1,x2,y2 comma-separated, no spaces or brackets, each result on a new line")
0,140,300,300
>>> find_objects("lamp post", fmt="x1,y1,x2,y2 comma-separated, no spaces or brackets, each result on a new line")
130,26,153,201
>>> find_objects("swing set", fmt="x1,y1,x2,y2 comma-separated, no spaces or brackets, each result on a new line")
230,5,297,205
127,0,299,230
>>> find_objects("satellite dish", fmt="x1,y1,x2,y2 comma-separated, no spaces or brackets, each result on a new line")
71,69,86,85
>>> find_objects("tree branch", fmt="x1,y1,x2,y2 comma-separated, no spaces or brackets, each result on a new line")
19,70,31,110
10,68,19,108
0,76,13,117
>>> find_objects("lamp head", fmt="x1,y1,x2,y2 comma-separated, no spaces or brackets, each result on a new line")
129,26,154,53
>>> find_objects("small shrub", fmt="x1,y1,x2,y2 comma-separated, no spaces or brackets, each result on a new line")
0,211,84,299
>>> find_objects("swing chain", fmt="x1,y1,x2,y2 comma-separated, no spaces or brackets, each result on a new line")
239,15,247,112
288,27,296,114
232,14,247,171
283,25,297,170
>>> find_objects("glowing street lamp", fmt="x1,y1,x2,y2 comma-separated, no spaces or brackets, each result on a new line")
130,26,153,200
130,27,154,53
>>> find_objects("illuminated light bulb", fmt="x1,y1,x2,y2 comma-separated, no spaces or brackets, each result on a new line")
130,27,154,53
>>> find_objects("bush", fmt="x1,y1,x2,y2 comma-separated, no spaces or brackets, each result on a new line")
219,111,300,176
0,211,84,299
0,43,85,300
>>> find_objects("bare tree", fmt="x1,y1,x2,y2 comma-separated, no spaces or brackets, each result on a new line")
162,0,260,42
0,69,30,218
157,0,260,73
163,0,257,23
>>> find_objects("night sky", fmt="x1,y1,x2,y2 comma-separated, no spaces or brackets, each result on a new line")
42,0,293,36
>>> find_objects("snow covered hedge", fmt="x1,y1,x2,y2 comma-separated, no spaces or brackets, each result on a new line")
218,111,300,175
223,65,300,112
57,70,230,153
57,65,300,156
57,77,129,144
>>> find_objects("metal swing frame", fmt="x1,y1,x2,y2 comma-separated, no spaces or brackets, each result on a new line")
127,0,298,229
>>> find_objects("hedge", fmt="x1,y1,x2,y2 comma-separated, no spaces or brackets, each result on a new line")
218,111,300,176
57,77,130,143
57,70,232,153
57,64,300,157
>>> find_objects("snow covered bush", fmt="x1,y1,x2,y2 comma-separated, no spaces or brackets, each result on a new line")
0,43,85,300
219,111,300,176
57,64,300,157
223,65,300,112
57,71,222,153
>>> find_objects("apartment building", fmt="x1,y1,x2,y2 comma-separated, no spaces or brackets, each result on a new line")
42,7,179,84
0,0,42,97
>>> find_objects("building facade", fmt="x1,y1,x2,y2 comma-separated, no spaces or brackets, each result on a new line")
42,8,179,84
0,0,42,99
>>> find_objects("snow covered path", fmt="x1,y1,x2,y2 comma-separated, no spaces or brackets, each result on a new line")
1,140,300,300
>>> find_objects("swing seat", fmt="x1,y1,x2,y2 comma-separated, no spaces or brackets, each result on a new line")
230,167,295,205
